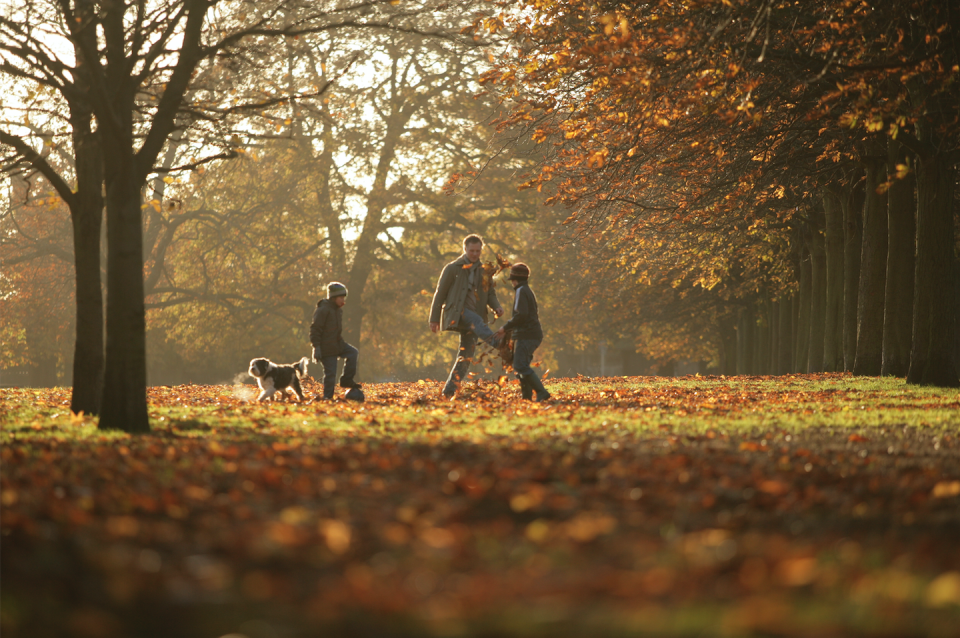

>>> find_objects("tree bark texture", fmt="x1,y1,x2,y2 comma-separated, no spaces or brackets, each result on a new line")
69,108,104,415
25,326,59,387
795,245,812,373
718,313,738,375
757,299,771,375
738,308,755,375
881,138,916,377
854,143,888,376
98,152,150,433
778,295,794,374
822,189,844,371
807,219,827,373
769,299,779,374
842,174,864,371
907,153,959,387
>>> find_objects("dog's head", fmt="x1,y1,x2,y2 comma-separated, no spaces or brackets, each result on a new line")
294,356,309,377
248,358,271,378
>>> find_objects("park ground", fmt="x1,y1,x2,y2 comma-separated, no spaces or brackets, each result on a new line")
2,373,960,638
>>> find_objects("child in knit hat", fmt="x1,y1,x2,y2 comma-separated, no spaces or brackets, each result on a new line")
310,281,362,400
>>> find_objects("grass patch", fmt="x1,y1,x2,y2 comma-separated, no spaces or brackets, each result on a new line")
2,373,959,637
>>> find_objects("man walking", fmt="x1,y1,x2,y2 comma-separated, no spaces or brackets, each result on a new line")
310,282,361,400
429,234,504,397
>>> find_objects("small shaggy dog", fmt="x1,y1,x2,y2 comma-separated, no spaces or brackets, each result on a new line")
248,357,309,402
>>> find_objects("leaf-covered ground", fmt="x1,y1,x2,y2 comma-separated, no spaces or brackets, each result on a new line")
2,374,959,638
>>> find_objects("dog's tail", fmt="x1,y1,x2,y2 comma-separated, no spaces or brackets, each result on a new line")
295,356,309,378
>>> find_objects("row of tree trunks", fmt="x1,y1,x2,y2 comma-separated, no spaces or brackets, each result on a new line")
733,296,793,376
734,133,957,385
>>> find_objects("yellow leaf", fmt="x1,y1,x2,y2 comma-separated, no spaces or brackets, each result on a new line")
932,481,960,498
319,519,351,554
926,572,960,607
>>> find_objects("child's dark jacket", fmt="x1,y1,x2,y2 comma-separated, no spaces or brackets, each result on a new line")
310,299,346,358
502,282,543,340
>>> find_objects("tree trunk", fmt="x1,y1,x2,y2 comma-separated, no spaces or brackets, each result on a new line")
854,141,888,376
308,125,347,276
342,124,403,348
737,307,754,375
881,138,916,377
98,151,150,433
718,313,738,375
842,173,864,371
778,294,794,374
69,109,104,415
807,219,827,373
769,299,779,374
25,323,59,387
907,152,959,387
795,245,812,373
822,189,844,371
757,299,771,375
748,306,763,375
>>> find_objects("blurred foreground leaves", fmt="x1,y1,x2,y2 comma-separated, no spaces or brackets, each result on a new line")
2,374,959,637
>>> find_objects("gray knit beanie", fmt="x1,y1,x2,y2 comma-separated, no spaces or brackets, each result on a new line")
327,281,348,298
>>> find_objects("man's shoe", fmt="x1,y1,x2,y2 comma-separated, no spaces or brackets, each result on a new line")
339,380,361,389
344,387,365,402
518,376,533,401
523,373,551,402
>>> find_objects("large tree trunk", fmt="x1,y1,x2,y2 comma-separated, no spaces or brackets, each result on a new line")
842,173,864,371
807,218,827,373
822,189,844,371
98,150,150,433
69,108,104,415
881,138,916,377
854,140,888,376
795,244,812,373
342,124,404,348
907,152,959,387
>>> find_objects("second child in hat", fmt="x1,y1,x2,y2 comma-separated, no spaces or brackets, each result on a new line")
495,263,550,402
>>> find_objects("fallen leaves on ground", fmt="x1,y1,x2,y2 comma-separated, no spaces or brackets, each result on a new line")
1,373,959,637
